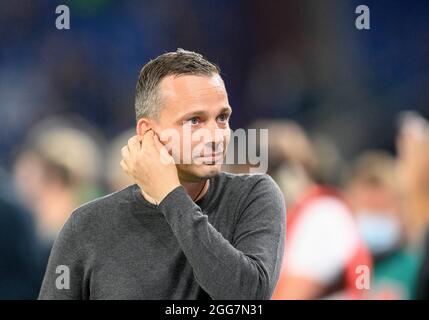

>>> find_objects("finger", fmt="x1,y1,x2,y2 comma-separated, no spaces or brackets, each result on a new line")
152,132,165,152
128,135,142,153
153,132,175,164
142,129,155,147
121,145,130,159
120,159,129,174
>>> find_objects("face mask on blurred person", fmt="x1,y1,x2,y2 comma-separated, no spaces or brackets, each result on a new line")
356,211,402,256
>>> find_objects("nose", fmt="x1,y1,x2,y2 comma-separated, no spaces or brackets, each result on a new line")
203,120,224,146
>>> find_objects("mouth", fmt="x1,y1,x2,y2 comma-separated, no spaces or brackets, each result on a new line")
196,152,224,164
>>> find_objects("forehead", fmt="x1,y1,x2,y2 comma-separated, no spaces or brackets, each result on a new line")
158,74,228,113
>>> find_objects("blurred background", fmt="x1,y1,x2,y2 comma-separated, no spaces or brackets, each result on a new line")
1,0,429,299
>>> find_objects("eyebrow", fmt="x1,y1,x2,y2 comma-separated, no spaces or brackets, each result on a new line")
176,106,232,123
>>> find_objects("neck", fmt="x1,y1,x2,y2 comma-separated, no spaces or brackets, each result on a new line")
181,179,209,202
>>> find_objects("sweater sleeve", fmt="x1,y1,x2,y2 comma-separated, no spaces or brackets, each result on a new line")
38,213,84,300
157,174,286,300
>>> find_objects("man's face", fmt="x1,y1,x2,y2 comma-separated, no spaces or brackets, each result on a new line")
150,74,231,182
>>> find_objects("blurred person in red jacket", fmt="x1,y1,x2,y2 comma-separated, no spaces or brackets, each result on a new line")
250,120,372,299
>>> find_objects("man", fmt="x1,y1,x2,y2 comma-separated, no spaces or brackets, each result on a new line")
38,49,286,300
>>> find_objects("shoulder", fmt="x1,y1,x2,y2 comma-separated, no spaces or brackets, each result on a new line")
68,184,136,231
219,171,280,192
218,171,285,213
222,171,283,201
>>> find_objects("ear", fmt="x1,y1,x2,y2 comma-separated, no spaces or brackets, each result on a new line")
136,118,151,136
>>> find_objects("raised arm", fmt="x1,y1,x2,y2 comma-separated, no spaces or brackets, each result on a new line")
157,174,286,300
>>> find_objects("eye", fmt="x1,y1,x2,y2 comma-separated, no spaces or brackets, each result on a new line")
217,113,230,123
184,117,200,126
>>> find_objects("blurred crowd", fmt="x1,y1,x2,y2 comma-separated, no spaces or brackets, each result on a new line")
2,111,429,299
1,0,429,299
223,112,429,300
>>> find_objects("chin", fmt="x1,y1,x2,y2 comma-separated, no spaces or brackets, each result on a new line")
199,164,222,178
178,163,222,181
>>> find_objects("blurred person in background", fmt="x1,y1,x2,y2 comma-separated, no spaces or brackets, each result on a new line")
12,116,105,251
395,112,429,245
251,119,372,300
105,128,136,193
395,112,429,299
344,150,420,299
0,168,44,299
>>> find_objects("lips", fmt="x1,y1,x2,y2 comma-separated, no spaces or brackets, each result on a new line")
196,152,223,163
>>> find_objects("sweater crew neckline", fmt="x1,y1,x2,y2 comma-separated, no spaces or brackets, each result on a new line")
131,173,220,212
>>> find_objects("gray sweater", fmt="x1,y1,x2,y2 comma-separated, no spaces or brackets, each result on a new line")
38,172,286,300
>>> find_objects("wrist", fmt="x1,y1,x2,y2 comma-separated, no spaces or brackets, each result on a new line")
155,182,181,204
